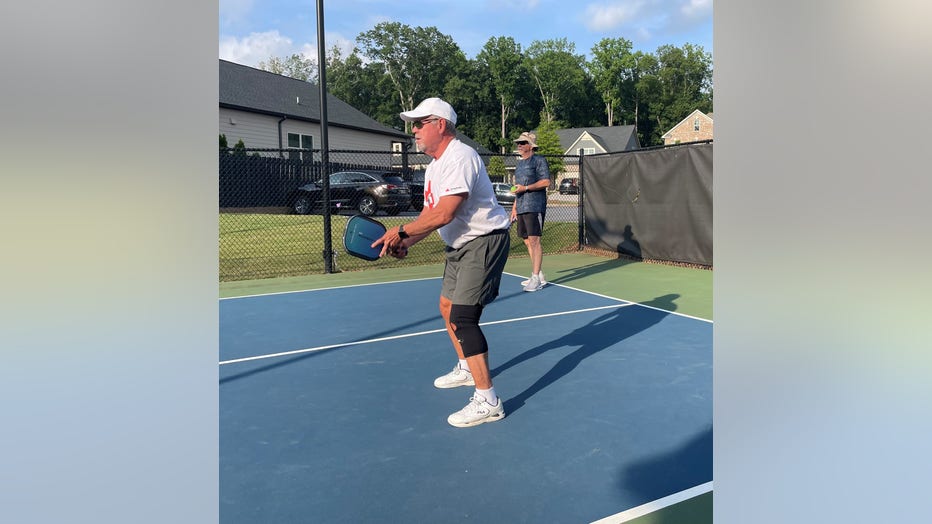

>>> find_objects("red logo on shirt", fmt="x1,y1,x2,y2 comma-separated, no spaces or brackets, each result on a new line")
425,180,436,209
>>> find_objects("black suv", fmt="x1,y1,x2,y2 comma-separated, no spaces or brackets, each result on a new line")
288,170,411,216
559,177,579,195
408,171,425,211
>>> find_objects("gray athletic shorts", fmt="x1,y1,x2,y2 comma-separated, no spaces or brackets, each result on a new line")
440,228,511,306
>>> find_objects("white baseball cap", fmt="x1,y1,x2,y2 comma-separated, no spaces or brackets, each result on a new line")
399,97,457,125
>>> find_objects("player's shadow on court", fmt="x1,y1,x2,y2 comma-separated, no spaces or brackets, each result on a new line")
545,255,640,286
494,294,679,416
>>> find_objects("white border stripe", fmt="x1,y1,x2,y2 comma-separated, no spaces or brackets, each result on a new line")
219,304,629,366
221,274,712,324
219,276,440,300
502,272,712,324
589,482,713,524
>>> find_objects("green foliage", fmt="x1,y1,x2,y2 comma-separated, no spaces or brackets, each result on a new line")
640,44,713,145
219,213,580,280
443,60,498,147
589,37,635,126
326,45,400,128
257,54,318,82
487,155,507,178
219,133,228,150
525,38,596,125
356,22,468,131
534,117,565,177
321,23,713,151
476,36,537,151
233,139,247,156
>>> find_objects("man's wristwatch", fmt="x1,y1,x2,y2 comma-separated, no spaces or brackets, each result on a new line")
398,224,409,239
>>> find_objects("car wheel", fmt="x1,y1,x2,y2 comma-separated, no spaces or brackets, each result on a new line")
293,195,312,215
357,195,377,216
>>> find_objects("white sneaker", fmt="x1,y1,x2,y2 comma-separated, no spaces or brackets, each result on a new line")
433,365,475,389
447,394,505,427
520,271,546,287
523,274,542,292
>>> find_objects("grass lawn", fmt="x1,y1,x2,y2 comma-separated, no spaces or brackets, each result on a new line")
220,213,581,281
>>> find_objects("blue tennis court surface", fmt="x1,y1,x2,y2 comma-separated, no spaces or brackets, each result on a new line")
220,275,712,523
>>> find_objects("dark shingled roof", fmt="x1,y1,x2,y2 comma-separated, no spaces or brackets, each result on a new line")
219,59,409,139
554,125,640,153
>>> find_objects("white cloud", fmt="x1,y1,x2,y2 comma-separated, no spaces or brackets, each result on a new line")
218,30,360,68
584,1,646,31
219,30,295,66
681,0,712,19
582,0,711,41
322,33,357,58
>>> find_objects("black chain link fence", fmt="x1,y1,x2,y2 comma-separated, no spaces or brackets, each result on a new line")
220,148,585,282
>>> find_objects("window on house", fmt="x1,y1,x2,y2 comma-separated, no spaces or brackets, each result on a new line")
392,141,404,156
583,147,596,155
694,118,701,131
287,133,313,160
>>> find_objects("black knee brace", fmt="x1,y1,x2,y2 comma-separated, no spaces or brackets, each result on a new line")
450,304,487,357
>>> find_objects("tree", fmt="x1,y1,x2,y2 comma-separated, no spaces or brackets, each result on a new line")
589,38,635,126
232,138,247,156
442,62,499,150
525,39,591,125
326,45,399,127
534,116,565,180
627,50,654,135
487,155,507,180
257,54,318,82
476,37,532,152
356,22,468,131
641,44,713,145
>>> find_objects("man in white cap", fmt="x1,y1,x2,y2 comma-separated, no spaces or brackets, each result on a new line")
372,97,512,428
511,131,551,291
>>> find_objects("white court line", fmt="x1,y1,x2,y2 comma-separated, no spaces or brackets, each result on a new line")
219,303,630,366
222,274,712,324
219,276,441,300
589,481,713,524
502,271,712,324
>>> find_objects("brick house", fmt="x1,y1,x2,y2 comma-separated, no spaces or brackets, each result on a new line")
661,109,714,145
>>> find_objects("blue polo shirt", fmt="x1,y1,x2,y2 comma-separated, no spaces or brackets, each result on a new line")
513,154,550,214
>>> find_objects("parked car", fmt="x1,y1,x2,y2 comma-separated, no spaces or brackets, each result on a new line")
288,170,411,216
559,177,579,195
408,171,425,211
492,183,517,206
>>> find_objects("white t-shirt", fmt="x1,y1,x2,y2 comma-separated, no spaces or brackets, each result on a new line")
422,139,511,249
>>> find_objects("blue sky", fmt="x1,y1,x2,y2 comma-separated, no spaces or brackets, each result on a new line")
219,0,712,67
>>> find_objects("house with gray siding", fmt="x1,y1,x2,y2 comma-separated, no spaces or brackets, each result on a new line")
551,125,641,184
555,125,640,156
219,59,411,154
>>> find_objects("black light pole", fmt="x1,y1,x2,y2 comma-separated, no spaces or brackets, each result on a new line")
317,0,333,272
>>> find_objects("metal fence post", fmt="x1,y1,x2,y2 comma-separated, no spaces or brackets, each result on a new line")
577,149,585,250
317,0,334,273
